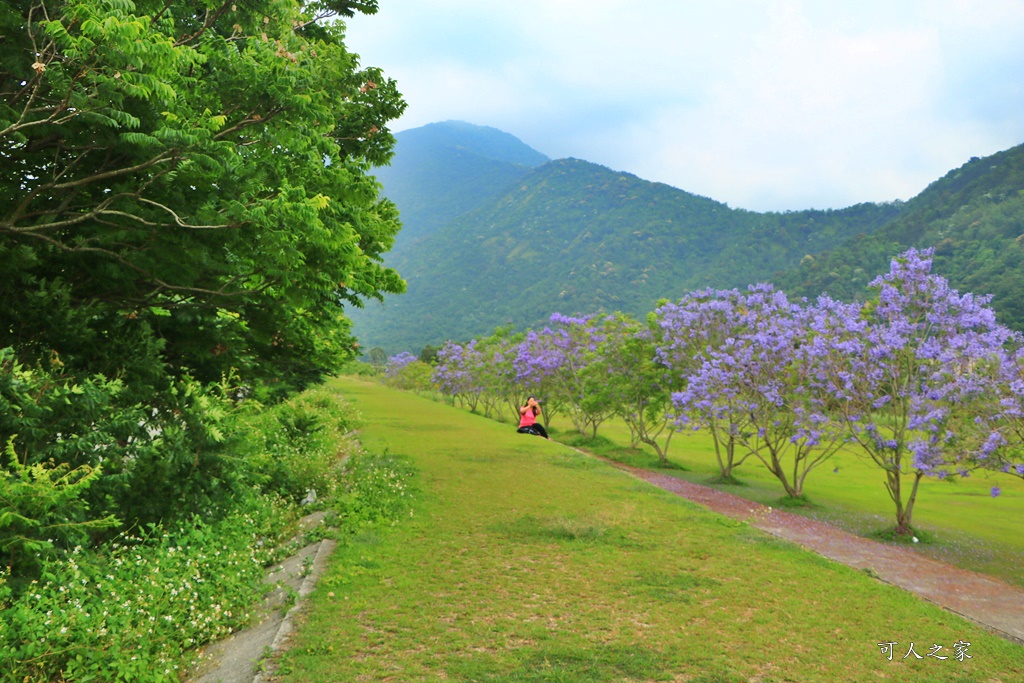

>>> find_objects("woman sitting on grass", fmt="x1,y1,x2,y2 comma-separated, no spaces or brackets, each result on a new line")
517,396,550,439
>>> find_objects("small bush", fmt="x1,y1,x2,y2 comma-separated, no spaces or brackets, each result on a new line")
774,494,816,509
869,526,935,544
332,450,415,536
339,360,380,377
239,387,361,504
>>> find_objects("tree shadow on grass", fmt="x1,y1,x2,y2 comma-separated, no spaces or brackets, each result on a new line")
447,643,746,683
490,515,646,549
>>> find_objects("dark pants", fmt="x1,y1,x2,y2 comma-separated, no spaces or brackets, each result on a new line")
517,424,549,438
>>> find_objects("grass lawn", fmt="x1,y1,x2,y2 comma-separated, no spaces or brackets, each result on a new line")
539,414,1024,590
275,378,1024,682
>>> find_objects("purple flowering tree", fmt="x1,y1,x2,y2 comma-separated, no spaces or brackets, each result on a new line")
807,249,1017,533
656,289,757,481
516,313,621,437
921,338,1024,494
432,340,485,411
987,348,1024,482
512,329,565,430
384,352,417,380
383,352,433,392
679,285,846,498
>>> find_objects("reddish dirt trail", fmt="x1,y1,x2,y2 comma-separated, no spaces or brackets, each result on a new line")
606,460,1024,645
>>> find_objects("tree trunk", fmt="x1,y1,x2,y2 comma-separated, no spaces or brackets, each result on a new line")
885,466,924,535
711,430,737,478
764,445,801,498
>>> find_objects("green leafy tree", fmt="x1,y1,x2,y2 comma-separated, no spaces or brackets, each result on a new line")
0,0,406,532
1,0,406,392
599,314,676,464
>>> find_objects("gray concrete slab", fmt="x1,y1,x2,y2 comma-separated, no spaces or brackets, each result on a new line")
186,512,336,683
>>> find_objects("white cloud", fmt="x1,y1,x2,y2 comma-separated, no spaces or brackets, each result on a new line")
344,0,1024,211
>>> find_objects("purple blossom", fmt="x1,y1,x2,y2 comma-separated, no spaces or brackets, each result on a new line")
384,352,418,378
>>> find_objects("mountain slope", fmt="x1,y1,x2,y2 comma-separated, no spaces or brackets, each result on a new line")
372,121,549,250
355,158,900,352
777,143,1024,328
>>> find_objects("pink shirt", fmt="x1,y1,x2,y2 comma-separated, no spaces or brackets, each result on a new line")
519,407,538,428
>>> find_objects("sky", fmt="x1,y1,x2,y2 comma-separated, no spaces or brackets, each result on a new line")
342,1,1024,213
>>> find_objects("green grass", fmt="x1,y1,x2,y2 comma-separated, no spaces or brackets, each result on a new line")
274,378,1023,682
555,415,1024,589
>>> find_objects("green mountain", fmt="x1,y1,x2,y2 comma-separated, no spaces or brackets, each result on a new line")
355,155,900,353
356,121,1024,355
372,120,549,252
777,143,1024,329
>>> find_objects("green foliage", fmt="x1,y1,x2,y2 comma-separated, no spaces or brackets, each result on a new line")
238,387,361,504
779,144,1024,330
598,314,677,461
331,450,415,537
0,344,247,534
0,380,383,682
353,156,901,352
338,359,381,377
366,346,389,368
0,493,294,683
418,344,441,364
0,348,144,475
0,452,118,580
1,0,406,430
0,350,361,588
0,0,406,576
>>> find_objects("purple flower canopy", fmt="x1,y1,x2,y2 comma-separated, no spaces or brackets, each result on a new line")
425,249,1024,496
385,351,419,378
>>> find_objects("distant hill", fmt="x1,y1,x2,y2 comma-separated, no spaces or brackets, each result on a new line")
776,143,1024,329
354,153,900,353
355,122,1024,354
371,121,549,252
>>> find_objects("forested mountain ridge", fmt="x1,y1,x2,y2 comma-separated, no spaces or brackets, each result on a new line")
777,142,1024,328
355,155,901,352
372,121,549,251
356,121,1024,354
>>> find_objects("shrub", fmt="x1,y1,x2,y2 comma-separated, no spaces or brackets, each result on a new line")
238,387,361,504
333,450,415,535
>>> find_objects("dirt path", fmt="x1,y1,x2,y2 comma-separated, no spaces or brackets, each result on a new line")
603,459,1024,645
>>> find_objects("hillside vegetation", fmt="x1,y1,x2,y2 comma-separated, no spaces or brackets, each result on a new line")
371,121,549,251
778,144,1024,329
355,122,1024,354
357,152,900,351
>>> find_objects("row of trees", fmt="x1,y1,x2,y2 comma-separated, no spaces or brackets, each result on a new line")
390,250,1024,534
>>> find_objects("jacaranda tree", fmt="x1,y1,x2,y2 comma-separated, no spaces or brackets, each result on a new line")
656,289,757,481
667,285,847,499
433,340,485,411
803,249,1019,533
515,313,623,437
977,346,1024,483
